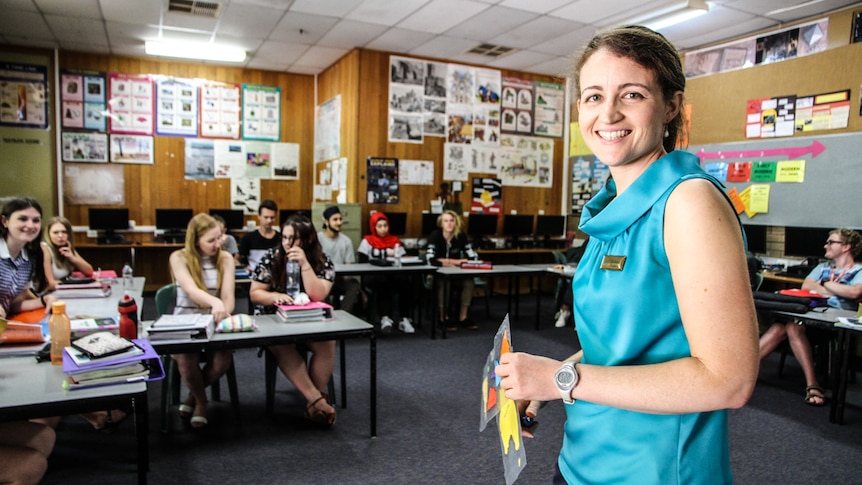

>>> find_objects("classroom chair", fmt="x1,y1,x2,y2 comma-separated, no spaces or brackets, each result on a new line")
155,283,241,433
261,346,338,416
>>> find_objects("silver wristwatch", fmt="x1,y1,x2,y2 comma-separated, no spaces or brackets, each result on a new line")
554,361,579,404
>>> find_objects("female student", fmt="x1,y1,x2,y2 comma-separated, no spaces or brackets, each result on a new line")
42,216,94,290
424,210,479,331
496,26,758,484
0,197,54,320
249,213,337,427
169,213,236,428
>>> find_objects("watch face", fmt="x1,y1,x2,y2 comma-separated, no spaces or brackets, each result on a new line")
556,371,574,386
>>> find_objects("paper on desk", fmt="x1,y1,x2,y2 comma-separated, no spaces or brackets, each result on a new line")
835,317,862,331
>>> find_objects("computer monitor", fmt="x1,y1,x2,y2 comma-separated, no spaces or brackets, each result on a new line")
209,209,244,230
784,226,831,264
535,215,566,238
383,212,407,236
421,213,439,236
280,208,311,226
503,214,534,237
467,214,498,237
88,208,129,244
155,208,193,243
742,224,767,254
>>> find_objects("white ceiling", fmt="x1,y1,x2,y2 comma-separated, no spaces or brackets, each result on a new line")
1,0,860,76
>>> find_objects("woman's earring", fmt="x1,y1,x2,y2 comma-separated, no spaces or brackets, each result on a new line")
664,127,669,138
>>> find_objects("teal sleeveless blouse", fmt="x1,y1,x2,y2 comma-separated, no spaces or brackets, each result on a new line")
562,151,732,485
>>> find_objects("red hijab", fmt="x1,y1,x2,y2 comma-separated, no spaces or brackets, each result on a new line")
364,212,402,250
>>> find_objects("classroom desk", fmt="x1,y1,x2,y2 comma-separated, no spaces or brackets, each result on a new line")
77,243,181,291
769,307,856,424
63,276,146,321
147,310,378,437
0,357,149,484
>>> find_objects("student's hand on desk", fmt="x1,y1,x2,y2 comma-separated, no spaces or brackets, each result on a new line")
271,293,294,306
210,301,229,322
496,352,564,402
42,293,57,312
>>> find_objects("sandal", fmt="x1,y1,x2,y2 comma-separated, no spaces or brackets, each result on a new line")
90,409,128,434
190,401,208,429
178,404,194,420
304,395,336,428
804,386,826,407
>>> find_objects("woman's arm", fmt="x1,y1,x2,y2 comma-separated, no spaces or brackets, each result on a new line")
169,250,229,321
218,251,235,315
499,179,759,414
41,244,60,291
249,280,291,306
66,248,94,276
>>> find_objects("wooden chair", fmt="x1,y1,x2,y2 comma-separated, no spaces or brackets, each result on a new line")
156,283,241,432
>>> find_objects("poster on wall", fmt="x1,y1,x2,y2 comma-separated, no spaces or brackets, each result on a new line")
795,90,850,132
214,139,245,178
443,143,468,181
62,163,124,205
61,70,106,131
471,177,502,215
61,132,108,163
473,68,501,146
272,142,300,180
0,62,48,129
184,138,214,180
388,56,424,144
231,177,261,215
423,61,447,137
109,134,153,164
366,157,399,204
242,84,280,141
200,82,241,139
107,73,154,135
399,159,434,185
501,77,533,135
314,95,340,162
244,141,272,178
533,82,564,137
744,96,796,138
156,77,198,137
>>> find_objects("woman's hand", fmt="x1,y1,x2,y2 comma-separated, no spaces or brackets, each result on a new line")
271,292,294,306
285,246,308,268
496,352,564,402
209,299,229,322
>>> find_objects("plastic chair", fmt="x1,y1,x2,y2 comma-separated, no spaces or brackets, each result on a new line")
156,283,241,432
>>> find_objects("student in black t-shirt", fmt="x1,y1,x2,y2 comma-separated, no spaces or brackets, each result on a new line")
238,199,279,271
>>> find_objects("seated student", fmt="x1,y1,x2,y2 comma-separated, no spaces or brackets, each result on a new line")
249,214,337,427
0,421,55,485
317,206,361,314
41,216,94,290
552,242,588,328
425,210,479,331
169,213,236,428
356,212,414,334
211,214,240,264
238,199,279,272
759,228,862,406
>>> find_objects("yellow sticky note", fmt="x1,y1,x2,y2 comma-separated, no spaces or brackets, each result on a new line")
569,122,592,156
775,160,806,182
749,184,770,213
739,185,757,218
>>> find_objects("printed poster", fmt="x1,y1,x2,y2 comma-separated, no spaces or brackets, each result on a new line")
533,82,564,137
314,95,340,162
200,82,241,139
156,77,198,136
471,177,502,215
0,62,48,129
366,157,399,204
184,138,214,180
214,139,245,178
61,132,108,163
109,134,153,164
388,56,424,144
501,77,533,135
107,73,154,134
242,84,280,141
272,142,299,180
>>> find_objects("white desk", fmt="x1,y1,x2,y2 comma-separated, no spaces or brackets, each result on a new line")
0,357,149,484
64,276,146,321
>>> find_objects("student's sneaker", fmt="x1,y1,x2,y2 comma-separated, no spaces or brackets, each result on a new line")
398,318,415,334
380,316,394,334
554,309,571,328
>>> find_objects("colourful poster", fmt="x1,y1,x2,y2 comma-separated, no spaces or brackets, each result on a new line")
726,161,752,182
107,73,153,135
749,161,777,182
471,177,502,215
156,77,198,137
242,84,280,141
0,62,48,129
200,82,241,139
775,160,806,182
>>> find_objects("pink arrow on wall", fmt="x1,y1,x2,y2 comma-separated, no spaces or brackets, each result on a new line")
697,140,825,163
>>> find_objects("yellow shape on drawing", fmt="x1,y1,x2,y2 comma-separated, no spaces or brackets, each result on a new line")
498,381,521,454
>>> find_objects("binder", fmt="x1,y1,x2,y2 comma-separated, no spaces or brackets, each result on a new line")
276,301,334,322
61,339,165,390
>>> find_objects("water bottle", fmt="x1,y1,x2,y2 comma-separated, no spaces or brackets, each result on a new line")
285,260,300,299
118,291,138,339
49,301,71,366
122,262,134,288
393,243,402,267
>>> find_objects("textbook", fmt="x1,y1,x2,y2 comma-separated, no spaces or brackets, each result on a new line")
460,261,493,270
55,281,112,298
146,313,214,341
65,342,145,368
70,316,120,338
62,338,164,391
275,301,333,323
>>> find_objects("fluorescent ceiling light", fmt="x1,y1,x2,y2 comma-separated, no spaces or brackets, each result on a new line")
608,0,710,31
145,40,246,63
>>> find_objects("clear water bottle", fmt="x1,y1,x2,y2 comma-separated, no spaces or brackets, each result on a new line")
393,243,402,267
122,262,134,288
285,260,300,299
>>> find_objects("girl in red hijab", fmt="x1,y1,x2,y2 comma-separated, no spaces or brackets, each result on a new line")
357,212,413,334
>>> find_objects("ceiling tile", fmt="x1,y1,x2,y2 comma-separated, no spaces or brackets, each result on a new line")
294,45,350,68
530,25,594,56
105,21,161,45
44,14,108,46
253,40,310,64
289,0,365,17
216,3,287,39
4,0,38,12
398,0,491,34
34,0,101,18
246,59,290,72
269,12,340,44
445,5,538,41
316,20,388,49
3,35,59,50
485,49,555,70
365,27,436,52
99,0,161,25
551,0,653,25
523,56,572,78
284,64,321,75
61,41,111,55
499,0,574,15
211,34,264,53
489,15,579,49
0,8,55,40
344,0,429,26
409,35,478,60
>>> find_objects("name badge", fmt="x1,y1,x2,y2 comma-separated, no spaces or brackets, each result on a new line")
600,255,626,271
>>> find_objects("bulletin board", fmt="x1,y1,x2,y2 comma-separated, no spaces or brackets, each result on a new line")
689,131,862,228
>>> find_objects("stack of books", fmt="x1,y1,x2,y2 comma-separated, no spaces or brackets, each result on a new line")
55,280,112,298
275,301,333,323
145,313,215,342
461,261,493,270
70,316,119,339
62,331,164,390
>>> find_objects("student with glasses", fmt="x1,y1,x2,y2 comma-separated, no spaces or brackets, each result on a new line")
759,228,862,406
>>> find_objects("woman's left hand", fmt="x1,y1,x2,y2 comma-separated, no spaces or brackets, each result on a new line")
496,352,564,402
285,246,308,267
42,293,57,312
271,293,294,306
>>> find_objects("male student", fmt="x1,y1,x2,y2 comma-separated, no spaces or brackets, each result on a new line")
239,199,279,271
318,206,361,313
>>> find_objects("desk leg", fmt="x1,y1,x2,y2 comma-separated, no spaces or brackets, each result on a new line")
134,391,149,485
370,332,377,438
831,329,853,424
340,339,347,409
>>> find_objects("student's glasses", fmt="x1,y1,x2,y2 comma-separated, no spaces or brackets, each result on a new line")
825,240,844,245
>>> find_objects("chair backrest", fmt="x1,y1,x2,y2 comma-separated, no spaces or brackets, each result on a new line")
154,283,177,316
551,251,567,265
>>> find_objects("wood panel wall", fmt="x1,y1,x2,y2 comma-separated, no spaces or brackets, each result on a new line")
58,52,316,242
318,48,568,237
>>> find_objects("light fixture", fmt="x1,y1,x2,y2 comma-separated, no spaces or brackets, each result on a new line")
607,0,710,31
145,40,246,63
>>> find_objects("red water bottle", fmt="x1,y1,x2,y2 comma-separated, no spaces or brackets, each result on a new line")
118,291,138,339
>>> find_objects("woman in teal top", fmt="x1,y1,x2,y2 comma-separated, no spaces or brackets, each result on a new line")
496,26,759,484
